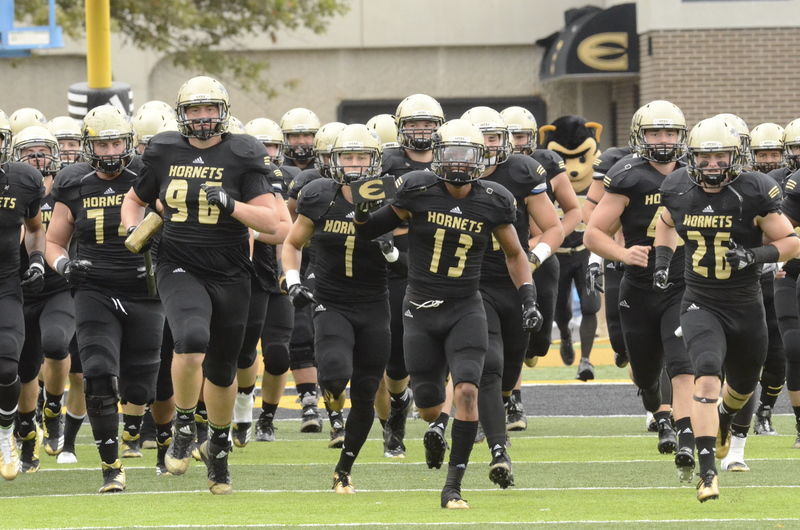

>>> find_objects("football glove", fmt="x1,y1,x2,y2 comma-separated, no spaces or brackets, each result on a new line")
201,183,235,215
56,258,93,287
522,300,543,332
586,261,604,294
652,268,672,292
21,253,46,295
288,284,318,308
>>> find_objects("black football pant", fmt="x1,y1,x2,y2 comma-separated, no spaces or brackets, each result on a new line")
20,290,74,384
403,292,486,409
527,257,559,357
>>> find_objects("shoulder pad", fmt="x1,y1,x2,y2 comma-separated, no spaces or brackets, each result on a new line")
395,170,438,197
148,131,184,147
604,156,647,190
381,150,412,174
228,133,269,160
784,171,800,195
660,167,693,195
478,180,517,223
53,162,95,190
5,162,43,189
738,171,781,200
296,177,338,221
289,169,322,194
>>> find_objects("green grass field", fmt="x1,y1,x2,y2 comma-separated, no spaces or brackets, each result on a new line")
2,412,800,529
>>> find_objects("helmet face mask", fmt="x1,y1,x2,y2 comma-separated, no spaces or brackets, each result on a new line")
57,138,82,165
430,119,486,186
500,106,538,155
395,94,445,152
12,126,60,176
687,117,744,188
280,108,321,163
176,76,230,141
82,105,135,175
631,101,687,163
749,122,784,173
329,124,382,184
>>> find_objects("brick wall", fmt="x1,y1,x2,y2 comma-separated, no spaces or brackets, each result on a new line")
639,28,800,131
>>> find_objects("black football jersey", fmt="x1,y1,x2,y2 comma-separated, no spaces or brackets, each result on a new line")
660,168,782,300
281,164,301,189
252,165,288,292
53,159,151,298
780,170,800,222
381,149,432,178
481,154,547,283
768,167,793,190
393,171,516,299
0,162,44,281
133,132,272,279
531,148,565,202
604,157,685,288
594,146,635,178
296,178,388,303
20,190,69,301
288,168,323,201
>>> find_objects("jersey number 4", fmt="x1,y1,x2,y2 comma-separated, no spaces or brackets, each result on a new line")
430,228,473,278
165,180,222,224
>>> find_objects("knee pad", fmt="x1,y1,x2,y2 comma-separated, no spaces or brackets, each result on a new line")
289,345,316,371
263,343,290,376
119,381,154,406
761,369,785,394
41,328,70,361
0,375,20,410
693,351,722,380
84,375,119,417
319,378,348,402
410,380,444,409
203,355,237,388
0,358,19,385
349,373,382,403
175,317,209,354
237,347,258,370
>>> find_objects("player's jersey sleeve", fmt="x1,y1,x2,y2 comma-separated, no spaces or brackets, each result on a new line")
288,169,322,200
604,157,645,198
781,171,800,222
482,181,517,226
296,178,338,222
229,134,274,202
393,170,438,212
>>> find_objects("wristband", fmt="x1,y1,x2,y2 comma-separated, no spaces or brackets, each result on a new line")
518,282,536,306
530,242,552,265
28,250,45,268
54,255,68,275
285,269,301,288
751,244,780,264
654,245,674,271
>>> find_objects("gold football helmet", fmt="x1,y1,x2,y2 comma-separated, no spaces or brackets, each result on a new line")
687,116,744,187
12,125,60,176
280,108,320,162
10,107,47,136
630,100,687,163
395,94,444,151
783,119,800,171
0,110,13,163
749,122,785,173
500,106,537,154
245,118,285,165
314,122,347,178
82,104,135,175
461,106,511,166
366,114,400,150
330,124,382,183
431,119,486,184
175,76,230,140
47,116,83,165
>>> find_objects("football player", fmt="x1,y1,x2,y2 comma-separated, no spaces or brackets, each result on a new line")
378,94,445,459
0,111,46,481
655,116,800,502
774,119,800,448
501,105,579,430
13,126,72,470
283,124,394,493
462,106,561,486
355,119,537,509
121,76,286,494
585,101,692,469
46,105,166,492
279,108,325,434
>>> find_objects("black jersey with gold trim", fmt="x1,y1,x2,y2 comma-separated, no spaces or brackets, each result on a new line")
297,178,388,303
393,170,516,299
661,168,782,300
605,156,685,288
481,154,547,283
0,162,43,279
53,159,151,298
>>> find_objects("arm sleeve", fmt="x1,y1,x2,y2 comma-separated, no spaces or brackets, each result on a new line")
354,204,403,240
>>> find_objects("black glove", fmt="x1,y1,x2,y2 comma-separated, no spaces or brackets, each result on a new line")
522,300,543,332
56,258,93,287
373,233,394,255
653,268,672,292
725,246,755,270
288,284,318,308
354,200,379,224
586,262,604,294
201,183,235,215
21,252,45,295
